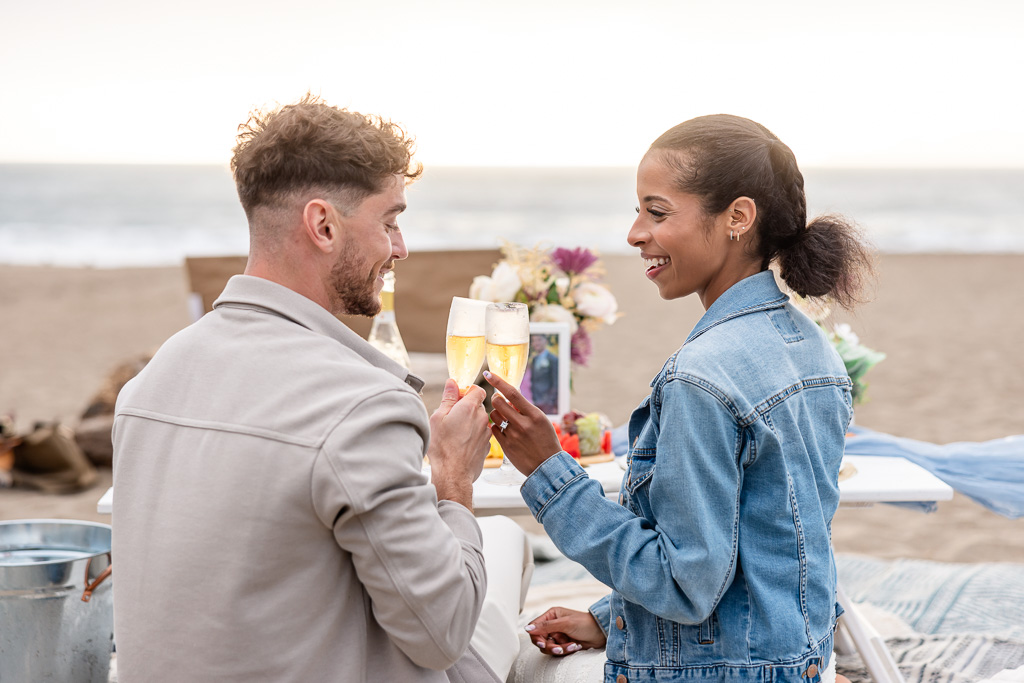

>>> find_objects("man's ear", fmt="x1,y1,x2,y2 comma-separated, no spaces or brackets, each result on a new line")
301,199,340,254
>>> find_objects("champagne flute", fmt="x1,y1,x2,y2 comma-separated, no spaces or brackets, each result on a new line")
484,302,530,485
445,297,489,395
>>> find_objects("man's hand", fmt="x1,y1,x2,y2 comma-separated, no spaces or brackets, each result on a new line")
524,606,607,656
426,379,490,509
484,371,562,477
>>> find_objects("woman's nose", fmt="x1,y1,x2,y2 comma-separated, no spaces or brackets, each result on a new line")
627,215,648,248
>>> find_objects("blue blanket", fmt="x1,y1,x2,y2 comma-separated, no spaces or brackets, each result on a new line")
611,424,1024,518
845,425,1024,518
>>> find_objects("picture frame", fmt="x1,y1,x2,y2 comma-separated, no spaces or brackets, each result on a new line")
522,322,571,420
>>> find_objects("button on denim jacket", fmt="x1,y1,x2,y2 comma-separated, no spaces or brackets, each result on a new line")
521,271,853,683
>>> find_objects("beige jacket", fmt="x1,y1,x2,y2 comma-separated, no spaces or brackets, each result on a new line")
112,275,489,682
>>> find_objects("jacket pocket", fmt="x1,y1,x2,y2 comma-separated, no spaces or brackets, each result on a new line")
623,448,656,519
625,448,655,493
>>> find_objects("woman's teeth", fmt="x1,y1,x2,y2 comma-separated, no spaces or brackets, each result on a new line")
644,257,670,271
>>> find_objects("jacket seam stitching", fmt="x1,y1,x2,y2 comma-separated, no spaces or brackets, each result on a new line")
739,376,853,428
116,408,320,447
788,472,814,646
686,295,789,344
655,373,740,420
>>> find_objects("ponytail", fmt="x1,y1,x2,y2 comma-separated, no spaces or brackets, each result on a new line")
778,214,874,309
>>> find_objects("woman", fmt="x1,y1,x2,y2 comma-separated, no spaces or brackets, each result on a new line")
485,114,872,683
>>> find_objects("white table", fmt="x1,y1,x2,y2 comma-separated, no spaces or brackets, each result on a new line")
471,454,953,513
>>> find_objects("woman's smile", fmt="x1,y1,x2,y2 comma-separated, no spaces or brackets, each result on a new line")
642,254,671,279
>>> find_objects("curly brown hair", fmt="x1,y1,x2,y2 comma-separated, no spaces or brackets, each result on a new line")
230,93,423,218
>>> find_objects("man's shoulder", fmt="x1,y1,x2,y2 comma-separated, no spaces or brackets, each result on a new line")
116,310,423,442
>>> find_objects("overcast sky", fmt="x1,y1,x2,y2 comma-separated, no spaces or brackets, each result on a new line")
1,0,1021,167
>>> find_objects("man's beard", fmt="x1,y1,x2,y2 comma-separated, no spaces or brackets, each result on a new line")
327,252,384,317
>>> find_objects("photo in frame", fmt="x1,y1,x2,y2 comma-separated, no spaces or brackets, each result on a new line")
521,322,571,419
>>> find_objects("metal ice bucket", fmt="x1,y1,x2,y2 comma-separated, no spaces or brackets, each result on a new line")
0,519,113,682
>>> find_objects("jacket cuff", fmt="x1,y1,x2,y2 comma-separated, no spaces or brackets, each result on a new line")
437,499,483,547
588,594,612,638
520,451,587,519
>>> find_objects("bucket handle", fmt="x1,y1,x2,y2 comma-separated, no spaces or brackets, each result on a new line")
82,553,112,603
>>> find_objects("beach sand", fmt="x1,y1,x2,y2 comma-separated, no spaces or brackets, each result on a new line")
1,255,1022,562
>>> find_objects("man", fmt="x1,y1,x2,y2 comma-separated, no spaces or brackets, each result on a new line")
112,96,511,681
525,334,559,415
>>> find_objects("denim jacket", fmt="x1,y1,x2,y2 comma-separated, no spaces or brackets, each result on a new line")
520,271,853,683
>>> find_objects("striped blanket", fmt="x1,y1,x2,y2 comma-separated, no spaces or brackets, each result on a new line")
513,550,1024,683
836,555,1024,683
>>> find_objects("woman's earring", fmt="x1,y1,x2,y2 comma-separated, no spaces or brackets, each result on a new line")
729,230,736,241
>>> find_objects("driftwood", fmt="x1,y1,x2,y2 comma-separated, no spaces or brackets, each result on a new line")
75,414,116,467
77,353,151,466
82,353,152,419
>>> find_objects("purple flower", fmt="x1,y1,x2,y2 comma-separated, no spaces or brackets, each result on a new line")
551,247,598,275
570,327,592,366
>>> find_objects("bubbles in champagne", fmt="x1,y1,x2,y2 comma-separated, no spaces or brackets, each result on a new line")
446,297,489,392
484,302,529,389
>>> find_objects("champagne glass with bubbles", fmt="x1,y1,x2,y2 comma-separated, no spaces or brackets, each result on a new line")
484,302,530,485
446,297,489,395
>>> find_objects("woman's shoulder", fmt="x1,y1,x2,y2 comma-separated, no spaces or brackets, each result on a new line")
660,303,844,414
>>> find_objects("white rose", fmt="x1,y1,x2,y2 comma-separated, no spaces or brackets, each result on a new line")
531,303,578,333
572,282,618,325
490,262,524,301
469,262,523,302
832,323,859,346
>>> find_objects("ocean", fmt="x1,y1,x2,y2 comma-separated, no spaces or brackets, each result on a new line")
1,164,1022,267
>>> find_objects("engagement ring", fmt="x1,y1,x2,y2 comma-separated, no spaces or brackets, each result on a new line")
499,420,509,433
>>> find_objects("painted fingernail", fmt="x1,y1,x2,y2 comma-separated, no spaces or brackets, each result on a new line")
524,624,536,631
483,371,492,378
535,640,545,648
552,646,563,655
566,643,580,652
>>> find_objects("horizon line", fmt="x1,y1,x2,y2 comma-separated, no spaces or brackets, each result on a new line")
1,161,1023,172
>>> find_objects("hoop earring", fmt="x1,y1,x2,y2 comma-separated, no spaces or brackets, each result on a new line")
729,230,736,241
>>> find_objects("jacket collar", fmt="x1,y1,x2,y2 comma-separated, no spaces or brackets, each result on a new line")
686,270,789,345
213,275,424,393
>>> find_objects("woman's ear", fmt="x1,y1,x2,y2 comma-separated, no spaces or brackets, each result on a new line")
727,196,757,239
301,199,339,254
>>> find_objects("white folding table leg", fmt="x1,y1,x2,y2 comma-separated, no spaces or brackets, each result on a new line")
836,583,905,683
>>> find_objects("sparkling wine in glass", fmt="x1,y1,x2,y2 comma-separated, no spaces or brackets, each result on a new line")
484,302,530,485
445,297,489,395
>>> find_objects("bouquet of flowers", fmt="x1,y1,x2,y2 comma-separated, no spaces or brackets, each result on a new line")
469,242,619,366
790,295,885,404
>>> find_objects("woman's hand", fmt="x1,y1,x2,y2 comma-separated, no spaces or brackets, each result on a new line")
524,606,607,656
484,371,562,477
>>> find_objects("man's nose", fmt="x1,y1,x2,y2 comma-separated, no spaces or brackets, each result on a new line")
391,230,409,260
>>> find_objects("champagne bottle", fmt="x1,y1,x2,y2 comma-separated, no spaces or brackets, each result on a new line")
368,271,411,369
